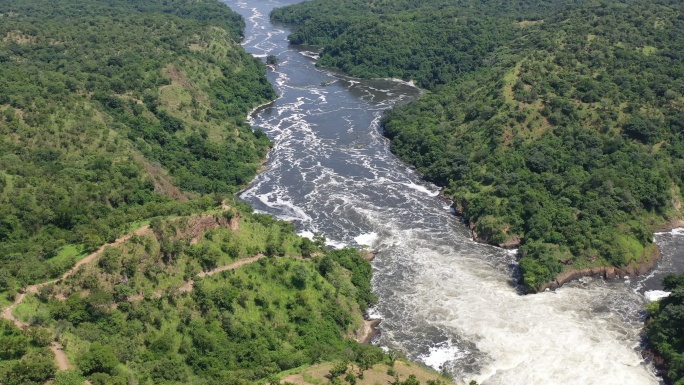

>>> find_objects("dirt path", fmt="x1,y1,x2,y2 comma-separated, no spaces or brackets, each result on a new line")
0,225,151,371
1,225,151,325
50,342,73,371
180,254,266,293
58,225,151,283
198,254,266,278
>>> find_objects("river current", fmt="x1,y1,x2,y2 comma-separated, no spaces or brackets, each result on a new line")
227,0,684,383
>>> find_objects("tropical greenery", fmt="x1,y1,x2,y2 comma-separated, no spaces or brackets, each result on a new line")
7,202,385,385
647,274,684,385
273,0,684,292
0,319,56,385
0,0,274,295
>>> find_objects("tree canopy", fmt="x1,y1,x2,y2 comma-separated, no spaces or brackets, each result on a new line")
0,0,274,293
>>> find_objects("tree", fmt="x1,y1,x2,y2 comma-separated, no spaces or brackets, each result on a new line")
326,361,348,381
2,349,56,385
291,264,310,289
77,343,119,375
299,237,317,257
52,370,86,385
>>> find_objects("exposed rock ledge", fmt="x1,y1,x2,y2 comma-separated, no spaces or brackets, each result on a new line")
642,346,670,384
539,218,683,291
360,250,377,261
354,319,381,344
539,236,665,292
453,196,683,292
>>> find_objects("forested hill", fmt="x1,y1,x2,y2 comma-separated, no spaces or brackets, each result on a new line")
0,0,275,294
271,0,581,89
272,0,684,292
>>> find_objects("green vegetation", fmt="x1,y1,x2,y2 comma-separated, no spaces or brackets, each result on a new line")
0,319,56,385
15,206,383,384
272,0,684,292
270,0,557,89
0,0,274,294
0,0,447,384
646,274,684,384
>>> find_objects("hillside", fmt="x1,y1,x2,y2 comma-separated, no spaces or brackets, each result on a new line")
272,0,684,293
1,201,388,384
0,0,274,297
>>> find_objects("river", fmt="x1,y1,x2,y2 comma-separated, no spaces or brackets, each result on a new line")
228,0,684,383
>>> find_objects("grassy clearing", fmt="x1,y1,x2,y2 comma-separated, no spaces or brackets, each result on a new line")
12,293,42,324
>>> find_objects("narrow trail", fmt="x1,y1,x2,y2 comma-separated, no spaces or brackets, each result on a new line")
124,254,271,299
179,254,267,292
50,342,73,371
0,225,151,371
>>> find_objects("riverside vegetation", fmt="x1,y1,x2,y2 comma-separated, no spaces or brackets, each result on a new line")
0,0,457,384
271,0,684,293
646,273,684,385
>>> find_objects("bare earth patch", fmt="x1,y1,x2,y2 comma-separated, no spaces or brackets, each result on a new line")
280,361,453,385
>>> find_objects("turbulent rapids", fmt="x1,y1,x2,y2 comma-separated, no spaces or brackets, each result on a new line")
229,0,684,383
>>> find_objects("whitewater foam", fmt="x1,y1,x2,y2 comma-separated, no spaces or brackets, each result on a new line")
354,232,379,247
644,290,670,302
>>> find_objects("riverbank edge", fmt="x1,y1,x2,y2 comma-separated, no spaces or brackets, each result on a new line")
239,35,394,349
641,344,671,384
537,219,683,292
449,194,684,293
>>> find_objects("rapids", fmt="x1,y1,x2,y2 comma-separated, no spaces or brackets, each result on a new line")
228,0,684,383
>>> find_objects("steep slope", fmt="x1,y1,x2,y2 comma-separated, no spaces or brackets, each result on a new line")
646,274,684,384
272,0,684,292
0,0,274,295
1,201,385,384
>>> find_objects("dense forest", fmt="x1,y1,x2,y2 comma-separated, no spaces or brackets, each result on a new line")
273,0,684,293
0,0,274,294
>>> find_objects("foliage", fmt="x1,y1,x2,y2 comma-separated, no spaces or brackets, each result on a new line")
0,0,273,292
274,0,684,291
271,0,567,89
647,274,684,384
0,325,57,385
18,210,380,384
52,370,87,385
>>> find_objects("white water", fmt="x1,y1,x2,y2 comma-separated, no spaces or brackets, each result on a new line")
227,0,671,383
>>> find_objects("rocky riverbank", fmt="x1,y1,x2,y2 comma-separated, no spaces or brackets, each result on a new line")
537,218,684,292
452,195,684,293
538,244,661,291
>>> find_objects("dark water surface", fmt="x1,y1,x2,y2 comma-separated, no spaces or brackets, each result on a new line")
227,0,684,383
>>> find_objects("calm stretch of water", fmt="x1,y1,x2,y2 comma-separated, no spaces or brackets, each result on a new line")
228,0,684,383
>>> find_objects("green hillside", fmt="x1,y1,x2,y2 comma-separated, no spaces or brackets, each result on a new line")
272,0,684,293
0,0,274,294
3,202,385,385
